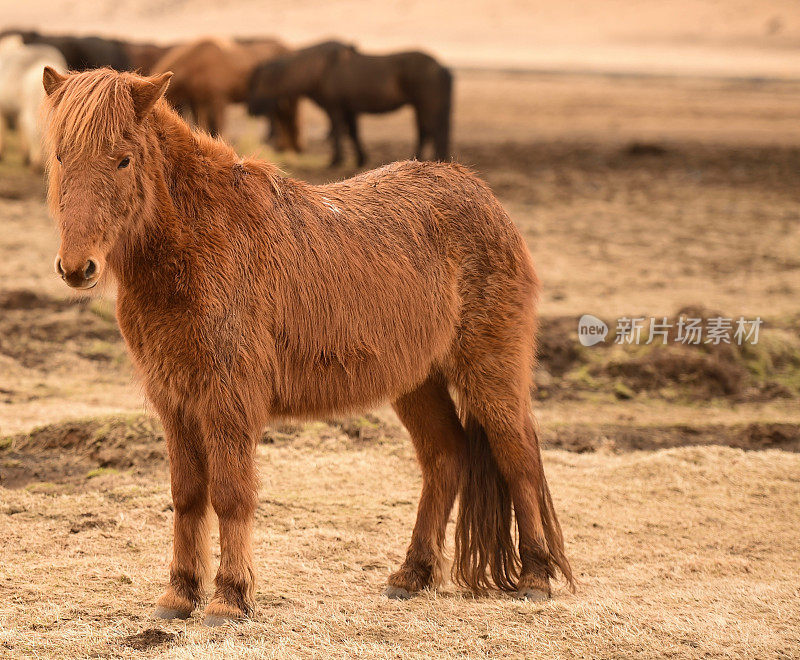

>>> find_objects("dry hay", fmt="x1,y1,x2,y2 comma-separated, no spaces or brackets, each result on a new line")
0,425,798,658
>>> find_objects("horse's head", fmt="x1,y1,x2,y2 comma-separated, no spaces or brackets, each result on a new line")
42,67,172,289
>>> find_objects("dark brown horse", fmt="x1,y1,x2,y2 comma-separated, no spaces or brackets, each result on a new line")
43,67,572,626
1,29,132,70
248,41,452,167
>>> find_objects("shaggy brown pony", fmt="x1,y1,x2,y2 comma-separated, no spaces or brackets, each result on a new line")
42,67,573,626
151,37,300,152
248,41,452,167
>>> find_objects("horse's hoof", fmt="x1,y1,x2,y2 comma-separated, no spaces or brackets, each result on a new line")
154,588,194,620
517,588,549,602
203,613,237,627
203,600,247,627
153,605,192,620
384,585,415,600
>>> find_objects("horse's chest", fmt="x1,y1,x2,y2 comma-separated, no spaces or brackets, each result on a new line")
117,302,246,395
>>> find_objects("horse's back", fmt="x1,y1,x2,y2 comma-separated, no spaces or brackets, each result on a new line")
323,160,519,254
331,51,450,111
154,38,257,101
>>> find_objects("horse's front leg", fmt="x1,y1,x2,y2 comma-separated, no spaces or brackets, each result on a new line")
154,406,211,620
202,415,259,626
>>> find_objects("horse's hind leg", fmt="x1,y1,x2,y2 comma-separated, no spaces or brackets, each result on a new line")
449,277,573,597
460,382,573,599
386,372,466,599
153,405,211,620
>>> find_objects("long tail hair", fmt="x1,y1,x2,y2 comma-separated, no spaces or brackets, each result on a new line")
453,413,575,593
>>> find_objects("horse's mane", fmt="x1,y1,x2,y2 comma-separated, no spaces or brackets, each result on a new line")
44,67,135,155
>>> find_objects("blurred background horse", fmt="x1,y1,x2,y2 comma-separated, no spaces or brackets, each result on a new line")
0,34,66,169
248,41,451,166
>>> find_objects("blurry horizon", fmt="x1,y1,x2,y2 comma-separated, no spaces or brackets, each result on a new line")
2,0,800,78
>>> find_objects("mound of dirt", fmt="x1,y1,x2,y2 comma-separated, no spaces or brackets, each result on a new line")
0,413,406,489
536,306,800,402
0,415,166,489
0,289,124,370
622,142,669,157
0,289,75,311
544,422,800,453
120,629,178,652
4,411,797,492
600,345,746,398
537,316,587,377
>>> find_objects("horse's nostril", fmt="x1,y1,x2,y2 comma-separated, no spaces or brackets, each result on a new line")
84,259,97,280
55,257,65,277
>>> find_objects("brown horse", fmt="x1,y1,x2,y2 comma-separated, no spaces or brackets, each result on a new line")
42,67,573,626
248,41,452,167
152,37,300,152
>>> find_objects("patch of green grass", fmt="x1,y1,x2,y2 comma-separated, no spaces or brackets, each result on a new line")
613,382,635,400
736,328,800,396
86,467,120,479
569,365,601,389
24,482,60,494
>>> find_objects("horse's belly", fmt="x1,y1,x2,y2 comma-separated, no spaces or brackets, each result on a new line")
272,299,457,418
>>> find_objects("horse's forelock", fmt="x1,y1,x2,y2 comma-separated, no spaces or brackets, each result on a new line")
45,68,136,157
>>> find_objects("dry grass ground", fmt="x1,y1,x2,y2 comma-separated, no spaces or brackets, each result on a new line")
1,69,799,657
2,422,800,658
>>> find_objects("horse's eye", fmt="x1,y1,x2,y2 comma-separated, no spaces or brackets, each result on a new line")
118,157,131,169
56,154,62,164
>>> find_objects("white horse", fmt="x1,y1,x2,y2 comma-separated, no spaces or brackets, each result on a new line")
0,35,67,169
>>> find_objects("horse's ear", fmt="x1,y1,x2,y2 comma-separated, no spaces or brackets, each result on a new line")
130,71,172,121
43,66,66,97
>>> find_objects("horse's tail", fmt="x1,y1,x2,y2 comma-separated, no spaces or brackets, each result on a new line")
433,66,452,161
453,413,575,593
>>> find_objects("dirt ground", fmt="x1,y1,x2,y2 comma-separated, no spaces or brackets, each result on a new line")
1,65,800,657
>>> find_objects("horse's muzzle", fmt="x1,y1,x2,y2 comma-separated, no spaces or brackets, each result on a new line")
55,255,100,289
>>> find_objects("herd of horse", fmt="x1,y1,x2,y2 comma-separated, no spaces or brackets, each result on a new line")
0,29,453,168
1,27,575,625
